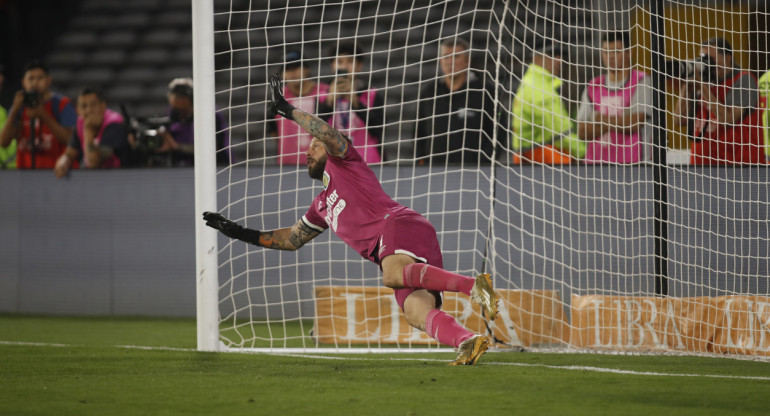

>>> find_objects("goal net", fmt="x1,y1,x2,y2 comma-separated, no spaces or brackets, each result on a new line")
194,0,770,356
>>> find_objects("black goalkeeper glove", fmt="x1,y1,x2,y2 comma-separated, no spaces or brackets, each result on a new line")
202,211,261,245
268,73,296,121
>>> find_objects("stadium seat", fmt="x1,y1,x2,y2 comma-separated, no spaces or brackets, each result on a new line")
131,49,171,65
142,30,183,47
57,32,99,49
113,13,151,29
155,11,191,28
90,50,128,67
47,50,88,67
102,31,139,48
49,69,76,86
75,68,115,86
116,67,158,84
108,85,148,104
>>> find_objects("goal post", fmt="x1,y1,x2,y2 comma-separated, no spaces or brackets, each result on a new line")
195,0,770,357
192,0,221,352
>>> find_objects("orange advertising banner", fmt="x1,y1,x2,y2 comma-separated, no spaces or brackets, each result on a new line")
314,286,567,346
570,295,770,356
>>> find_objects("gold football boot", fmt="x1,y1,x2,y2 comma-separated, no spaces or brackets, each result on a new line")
449,335,491,365
470,273,498,320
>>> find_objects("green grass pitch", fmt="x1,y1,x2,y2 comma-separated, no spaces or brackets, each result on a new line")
1,314,769,415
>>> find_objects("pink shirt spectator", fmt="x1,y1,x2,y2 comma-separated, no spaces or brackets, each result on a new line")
318,88,382,164
583,70,647,163
274,83,329,165
582,70,650,164
75,108,124,168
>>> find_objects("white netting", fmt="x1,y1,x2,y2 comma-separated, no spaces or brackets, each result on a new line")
202,0,770,355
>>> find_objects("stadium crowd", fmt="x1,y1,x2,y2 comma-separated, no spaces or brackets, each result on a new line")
0,32,768,173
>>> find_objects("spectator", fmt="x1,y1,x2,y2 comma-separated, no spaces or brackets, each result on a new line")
511,43,585,164
0,64,14,169
414,37,501,166
267,49,329,165
758,69,770,162
0,59,76,169
156,78,229,166
53,87,129,178
317,41,383,163
672,37,764,165
576,31,653,164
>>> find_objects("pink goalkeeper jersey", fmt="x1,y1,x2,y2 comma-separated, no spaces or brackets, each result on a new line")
301,145,413,262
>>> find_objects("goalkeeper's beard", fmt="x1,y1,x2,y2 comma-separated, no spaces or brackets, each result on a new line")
307,156,327,181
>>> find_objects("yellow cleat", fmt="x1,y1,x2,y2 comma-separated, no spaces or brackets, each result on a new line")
450,335,491,365
470,273,498,320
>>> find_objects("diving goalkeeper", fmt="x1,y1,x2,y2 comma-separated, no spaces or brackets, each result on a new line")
203,74,498,365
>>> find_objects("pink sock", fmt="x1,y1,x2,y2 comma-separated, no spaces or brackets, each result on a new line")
402,263,474,295
425,309,476,348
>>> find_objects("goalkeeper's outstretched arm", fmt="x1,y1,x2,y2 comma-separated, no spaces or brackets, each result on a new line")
269,73,349,158
203,212,321,251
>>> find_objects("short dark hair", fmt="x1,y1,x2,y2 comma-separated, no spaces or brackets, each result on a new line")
702,37,733,57
283,49,306,70
330,41,364,58
601,31,630,49
79,86,105,102
23,59,50,75
440,37,470,51
533,41,563,58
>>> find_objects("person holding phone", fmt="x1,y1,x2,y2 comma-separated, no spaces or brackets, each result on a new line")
317,41,384,163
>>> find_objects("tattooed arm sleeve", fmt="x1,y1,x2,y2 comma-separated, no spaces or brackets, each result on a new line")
290,108,350,158
256,218,323,251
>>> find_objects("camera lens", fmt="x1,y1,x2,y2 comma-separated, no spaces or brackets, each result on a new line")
23,90,41,108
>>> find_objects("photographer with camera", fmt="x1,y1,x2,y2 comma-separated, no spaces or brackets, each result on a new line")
154,78,229,167
316,41,383,163
0,60,76,169
671,37,765,165
53,87,129,178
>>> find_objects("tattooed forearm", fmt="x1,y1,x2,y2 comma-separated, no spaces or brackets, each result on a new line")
258,231,284,250
256,221,321,251
292,109,349,157
289,221,320,249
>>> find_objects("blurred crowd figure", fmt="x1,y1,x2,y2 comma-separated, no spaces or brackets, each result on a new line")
317,41,384,163
267,49,329,165
2,32,770,172
0,65,11,169
511,43,584,164
414,37,502,166
0,60,76,169
760,70,770,162
0,59,230,172
269,42,383,164
576,31,653,164
672,37,765,165
152,78,229,167
54,87,129,177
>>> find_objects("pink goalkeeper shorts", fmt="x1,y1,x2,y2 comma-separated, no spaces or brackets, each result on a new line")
375,210,444,311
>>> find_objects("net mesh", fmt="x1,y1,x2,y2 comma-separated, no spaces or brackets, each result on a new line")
207,0,770,356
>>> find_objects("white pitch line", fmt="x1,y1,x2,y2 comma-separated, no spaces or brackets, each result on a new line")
274,353,770,382
489,361,770,381
3,341,769,382
0,340,70,347
0,340,196,352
